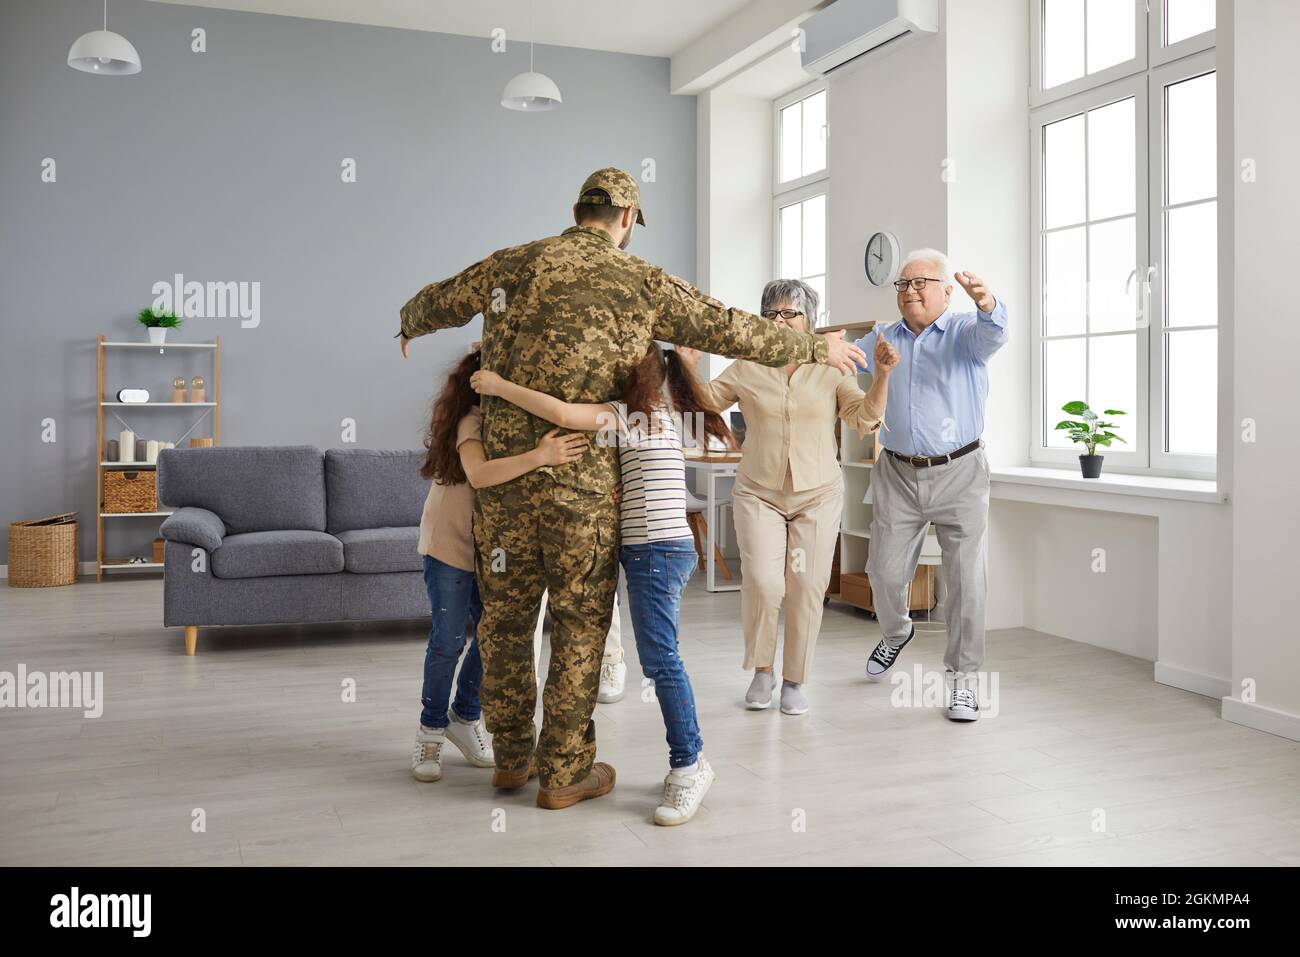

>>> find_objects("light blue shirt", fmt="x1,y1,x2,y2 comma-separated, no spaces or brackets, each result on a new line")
852,300,1009,458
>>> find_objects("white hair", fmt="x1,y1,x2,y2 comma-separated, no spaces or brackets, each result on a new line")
901,247,952,282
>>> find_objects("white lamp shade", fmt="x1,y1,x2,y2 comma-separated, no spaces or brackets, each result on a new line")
501,71,562,111
68,30,141,75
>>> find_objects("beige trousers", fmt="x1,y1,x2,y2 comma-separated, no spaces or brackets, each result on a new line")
732,467,844,684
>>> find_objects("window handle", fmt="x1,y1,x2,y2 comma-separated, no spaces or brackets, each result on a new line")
1125,265,1158,294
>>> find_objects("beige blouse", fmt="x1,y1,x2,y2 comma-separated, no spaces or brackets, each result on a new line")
699,361,880,492
417,407,482,572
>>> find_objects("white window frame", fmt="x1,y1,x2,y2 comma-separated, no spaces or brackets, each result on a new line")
1147,49,1218,474
1149,0,1216,67
1031,0,1148,108
1030,75,1151,471
1030,1,1217,477
772,81,830,193
773,80,830,327
772,182,831,327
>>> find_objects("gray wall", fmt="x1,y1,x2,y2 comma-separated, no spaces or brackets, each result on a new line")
0,0,696,562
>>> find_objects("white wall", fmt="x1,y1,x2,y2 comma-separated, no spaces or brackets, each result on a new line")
1227,0,1300,738
826,31,948,330
945,0,1031,468
697,89,773,337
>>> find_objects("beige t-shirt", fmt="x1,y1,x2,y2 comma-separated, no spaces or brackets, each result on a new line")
417,407,482,572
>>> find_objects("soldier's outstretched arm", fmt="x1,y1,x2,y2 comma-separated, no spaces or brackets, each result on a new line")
398,255,496,345
647,269,866,374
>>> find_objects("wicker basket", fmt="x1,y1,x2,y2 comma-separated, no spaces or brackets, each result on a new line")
7,513,79,587
103,470,157,513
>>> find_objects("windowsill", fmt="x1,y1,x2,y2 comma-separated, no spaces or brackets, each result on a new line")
990,466,1224,505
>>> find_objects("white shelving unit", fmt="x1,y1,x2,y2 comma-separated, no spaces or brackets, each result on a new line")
96,335,221,580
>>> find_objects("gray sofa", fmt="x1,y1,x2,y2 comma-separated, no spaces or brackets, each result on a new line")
157,446,431,655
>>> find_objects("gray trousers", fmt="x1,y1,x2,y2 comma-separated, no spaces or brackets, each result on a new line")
866,447,990,679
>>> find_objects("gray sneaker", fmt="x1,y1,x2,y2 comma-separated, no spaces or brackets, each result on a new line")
780,681,809,716
745,671,776,710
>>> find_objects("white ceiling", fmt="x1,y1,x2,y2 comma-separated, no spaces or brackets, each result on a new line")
147,0,756,58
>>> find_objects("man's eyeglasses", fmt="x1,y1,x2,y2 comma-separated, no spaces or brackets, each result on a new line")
761,309,805,320
893,277,945,293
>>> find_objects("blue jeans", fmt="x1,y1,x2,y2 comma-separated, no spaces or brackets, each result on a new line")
420,555,483,729
620,538,703,769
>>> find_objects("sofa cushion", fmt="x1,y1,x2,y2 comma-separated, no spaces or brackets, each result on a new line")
336,527,422,574
210,530,344,580
157,446,327,534
325,449,429,534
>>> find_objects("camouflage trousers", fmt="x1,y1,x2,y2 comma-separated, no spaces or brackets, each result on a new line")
472,472,620,789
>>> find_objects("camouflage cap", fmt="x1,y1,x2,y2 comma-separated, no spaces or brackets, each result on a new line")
576,167,646,226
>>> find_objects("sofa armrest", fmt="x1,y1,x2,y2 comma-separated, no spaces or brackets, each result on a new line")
160,507,226,552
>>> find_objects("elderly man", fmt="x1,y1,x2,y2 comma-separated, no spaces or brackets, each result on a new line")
852,248,1007,721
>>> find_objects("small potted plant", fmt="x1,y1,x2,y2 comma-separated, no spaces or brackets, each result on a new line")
137,308,182,345
1055,400,1125,478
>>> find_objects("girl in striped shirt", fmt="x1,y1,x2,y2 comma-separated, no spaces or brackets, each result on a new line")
471,342,731,826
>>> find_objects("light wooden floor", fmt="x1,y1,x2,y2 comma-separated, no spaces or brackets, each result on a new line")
1,575,1298,867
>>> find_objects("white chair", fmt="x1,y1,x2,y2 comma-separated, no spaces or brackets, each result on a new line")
684,486,732,580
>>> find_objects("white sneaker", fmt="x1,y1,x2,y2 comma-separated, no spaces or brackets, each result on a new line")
654,756,715,827
411,725,446,782
947,686,981,722
597,651,627,703
446,711,495,767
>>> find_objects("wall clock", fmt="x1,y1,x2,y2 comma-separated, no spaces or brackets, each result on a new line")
864,231,901,286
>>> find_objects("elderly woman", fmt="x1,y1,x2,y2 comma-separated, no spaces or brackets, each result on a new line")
677,279,898,715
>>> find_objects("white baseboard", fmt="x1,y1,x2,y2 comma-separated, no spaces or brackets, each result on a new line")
0,561,98,580
1154,661,1231,699
1222,695,1300,743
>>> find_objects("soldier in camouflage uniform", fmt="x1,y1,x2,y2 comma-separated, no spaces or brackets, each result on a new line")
399,168,865,808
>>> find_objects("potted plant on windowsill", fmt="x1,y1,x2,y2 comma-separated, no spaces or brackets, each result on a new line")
137,308,182,345
1056,400,1126,478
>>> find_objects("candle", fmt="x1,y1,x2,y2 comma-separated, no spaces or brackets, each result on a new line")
135,439,147,462
146,440,160,464
119,430,135,463
106,439,119,463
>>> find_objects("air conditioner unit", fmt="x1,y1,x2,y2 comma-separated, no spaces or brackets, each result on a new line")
800,0,939,77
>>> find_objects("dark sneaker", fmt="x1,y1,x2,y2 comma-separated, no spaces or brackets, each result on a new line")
865,626,915,680
947,686,981,722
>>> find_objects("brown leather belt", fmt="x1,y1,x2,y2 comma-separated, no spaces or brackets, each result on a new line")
886,440,982,469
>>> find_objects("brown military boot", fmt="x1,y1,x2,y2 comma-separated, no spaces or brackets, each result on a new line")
492,760,538,790
536,762,616,810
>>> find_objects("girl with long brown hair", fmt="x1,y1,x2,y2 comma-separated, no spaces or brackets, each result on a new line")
411,347,588,784
470,342,726,826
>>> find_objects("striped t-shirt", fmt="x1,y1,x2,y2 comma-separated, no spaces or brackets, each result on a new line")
605,401,693,546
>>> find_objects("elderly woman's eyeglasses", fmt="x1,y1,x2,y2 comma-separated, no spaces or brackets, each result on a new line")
761,309,805,320
894,277,944,293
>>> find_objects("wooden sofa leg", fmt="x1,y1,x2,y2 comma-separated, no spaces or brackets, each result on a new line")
184,626,198,656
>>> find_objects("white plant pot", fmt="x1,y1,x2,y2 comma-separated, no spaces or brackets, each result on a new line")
147,327,167,345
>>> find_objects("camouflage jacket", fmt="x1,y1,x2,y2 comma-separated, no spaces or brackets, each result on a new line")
400,225,829,494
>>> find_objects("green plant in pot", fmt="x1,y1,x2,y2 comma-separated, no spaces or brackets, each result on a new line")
137,308,182,345
1056,400,1125,478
